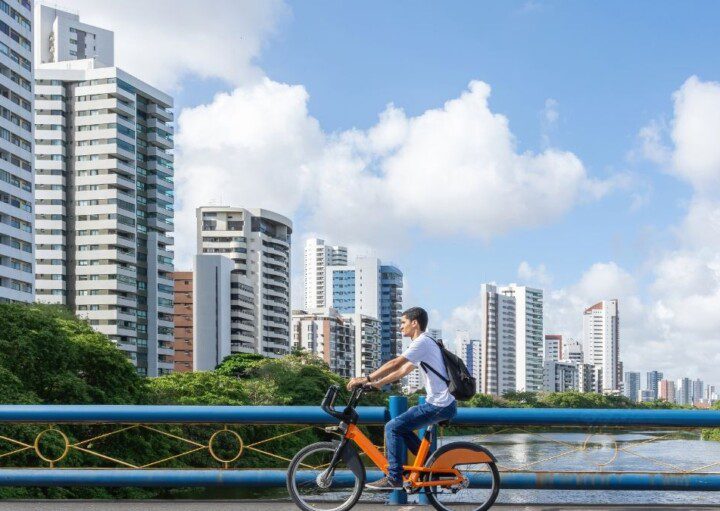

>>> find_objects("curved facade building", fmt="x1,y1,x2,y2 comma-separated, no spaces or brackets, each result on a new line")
195,206,292,367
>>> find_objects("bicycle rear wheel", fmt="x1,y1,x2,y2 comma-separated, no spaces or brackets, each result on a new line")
423,441,500,511
286,441,365,511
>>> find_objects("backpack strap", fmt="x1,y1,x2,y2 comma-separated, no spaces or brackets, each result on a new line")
420,361,450,384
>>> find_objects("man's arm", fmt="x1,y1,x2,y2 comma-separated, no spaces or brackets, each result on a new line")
347,356,415,390
369,360,415,388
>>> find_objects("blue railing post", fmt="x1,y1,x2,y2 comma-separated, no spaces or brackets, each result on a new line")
417,395,436,505
388,395,408,505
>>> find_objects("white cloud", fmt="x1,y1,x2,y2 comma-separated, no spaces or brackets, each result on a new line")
174,79,603,267
517,261,552,287
55,0,289,90
637,119,671,165
670,76,720,192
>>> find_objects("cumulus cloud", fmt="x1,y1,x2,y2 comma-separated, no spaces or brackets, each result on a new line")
670,76,720,192
174,79,602,266
57,0,288,90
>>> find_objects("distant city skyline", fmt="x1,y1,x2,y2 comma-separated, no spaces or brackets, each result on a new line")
3,1,719,383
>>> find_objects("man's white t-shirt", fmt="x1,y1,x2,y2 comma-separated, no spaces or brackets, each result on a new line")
401,332,455,407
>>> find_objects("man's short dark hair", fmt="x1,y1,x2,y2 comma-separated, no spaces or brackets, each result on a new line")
402,307,428,331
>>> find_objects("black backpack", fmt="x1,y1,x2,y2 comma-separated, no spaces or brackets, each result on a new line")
420,336,477,401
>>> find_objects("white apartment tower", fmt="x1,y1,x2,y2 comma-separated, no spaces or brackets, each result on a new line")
195,206,292,362
0,0,34,303
480,283,516,396
544,334,562,362
303,238,347,310
33,6,175,375
582,300,620,393
499,284,544,392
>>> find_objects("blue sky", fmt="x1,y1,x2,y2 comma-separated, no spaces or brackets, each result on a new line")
74,0,720,384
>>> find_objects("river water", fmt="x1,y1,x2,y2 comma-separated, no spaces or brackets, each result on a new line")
432,429,720,505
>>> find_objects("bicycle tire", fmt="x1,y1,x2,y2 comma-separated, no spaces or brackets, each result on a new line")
286,441,365,511
423,441,500,511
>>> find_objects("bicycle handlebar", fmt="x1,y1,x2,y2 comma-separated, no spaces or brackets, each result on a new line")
320,384,376,422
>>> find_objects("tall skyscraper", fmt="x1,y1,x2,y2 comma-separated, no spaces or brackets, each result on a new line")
499,284,544,392
692,378,704,405
646,370,663,400
0,0,34,303
33,6,174,375
677,377,692,406
659,379,676,403
583,300,620,393
544,334,562,362
456,330,481,393
303,238,347,310
326,256,403,366
623,371,641,402
480,283,516,396
194,206,292,364
292,308,354,378
380,265,403,362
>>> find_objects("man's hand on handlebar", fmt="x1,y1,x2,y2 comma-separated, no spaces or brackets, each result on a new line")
346,377,368,391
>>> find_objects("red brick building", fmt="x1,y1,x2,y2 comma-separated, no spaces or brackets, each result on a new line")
173,271,193,372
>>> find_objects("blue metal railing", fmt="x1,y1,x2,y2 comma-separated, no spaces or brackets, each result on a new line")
2,405,719,426
0,403,719,491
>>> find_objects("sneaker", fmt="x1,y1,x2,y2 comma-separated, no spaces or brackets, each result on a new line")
365,476,403,491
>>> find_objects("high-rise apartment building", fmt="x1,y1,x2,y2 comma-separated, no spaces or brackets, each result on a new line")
33,6,174,375
623,371,641,402
172,271,192,372
676,377,692,406
380,265,403,362
706,385,717,403
193,254,232,371
499,284,543,392
346,312,381,376
480,283,516,396
0,0,34,303
563,338,583,364
326,256,402,367
544,334,562,362
692,378,704,405
583,300,620,393
543,361,579,392
577,363,599,393
659,379,676,403
646,370,663,400
303,238,347,310
456,331,481,393
292,308,354,378
194,207,292,363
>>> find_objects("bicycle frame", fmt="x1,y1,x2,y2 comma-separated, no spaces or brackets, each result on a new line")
343,421,463,488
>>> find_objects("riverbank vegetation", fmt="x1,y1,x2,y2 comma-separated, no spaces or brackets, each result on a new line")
0,302,717,499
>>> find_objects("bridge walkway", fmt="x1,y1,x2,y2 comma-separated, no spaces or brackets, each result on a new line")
0,502,718,511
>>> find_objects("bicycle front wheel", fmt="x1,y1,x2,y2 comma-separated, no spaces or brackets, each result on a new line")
286,441,365,511
423,441,500,511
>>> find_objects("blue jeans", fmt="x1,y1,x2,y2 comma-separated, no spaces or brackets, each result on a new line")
384,400,457,482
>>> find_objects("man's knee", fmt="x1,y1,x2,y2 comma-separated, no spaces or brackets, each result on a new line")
385,418,398,435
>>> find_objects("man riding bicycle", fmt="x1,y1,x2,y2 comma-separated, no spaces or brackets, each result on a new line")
346,306,457,490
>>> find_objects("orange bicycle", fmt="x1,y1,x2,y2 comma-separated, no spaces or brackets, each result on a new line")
287,384,500,511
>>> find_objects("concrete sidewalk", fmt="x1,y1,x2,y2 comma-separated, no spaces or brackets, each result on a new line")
0,502,719,511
